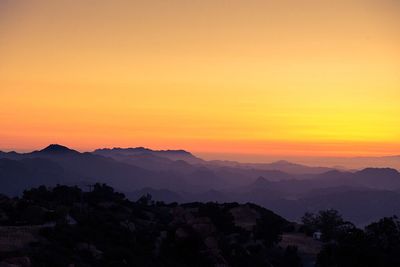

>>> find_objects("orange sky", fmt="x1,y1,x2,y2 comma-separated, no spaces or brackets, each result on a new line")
0,0,399,159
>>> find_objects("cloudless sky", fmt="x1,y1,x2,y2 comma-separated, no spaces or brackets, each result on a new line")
1,0,399,159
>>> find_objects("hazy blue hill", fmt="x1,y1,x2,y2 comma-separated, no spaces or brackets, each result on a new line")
0,158,76,195
303,185,374,197
0,150,21,160
297,189,400,225
209,159,333,175
1,144,400,225
353,167,400,189
0,145,191,192
92,146,302,190
255,168,400,195
251,160,334,175
94,147,204,164
214,167,295,182
308,168,400,191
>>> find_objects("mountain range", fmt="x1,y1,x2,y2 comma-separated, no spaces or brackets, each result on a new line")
1,144,400,224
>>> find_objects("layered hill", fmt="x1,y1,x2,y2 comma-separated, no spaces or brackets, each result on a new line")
1,144,400,224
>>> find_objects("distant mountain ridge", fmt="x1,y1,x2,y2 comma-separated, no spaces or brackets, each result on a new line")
2,144,400,224
1,145,338,175
209,159,335,175
93,146,204,165
0,144,190,194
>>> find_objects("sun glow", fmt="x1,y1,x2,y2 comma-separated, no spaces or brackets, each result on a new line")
1,1,399,157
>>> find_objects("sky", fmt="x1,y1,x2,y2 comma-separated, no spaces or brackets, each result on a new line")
0,0,399,160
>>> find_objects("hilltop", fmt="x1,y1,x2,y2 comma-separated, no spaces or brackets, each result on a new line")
0,184,295,267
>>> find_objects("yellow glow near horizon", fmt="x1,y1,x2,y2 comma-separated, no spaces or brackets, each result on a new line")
1,0,399,157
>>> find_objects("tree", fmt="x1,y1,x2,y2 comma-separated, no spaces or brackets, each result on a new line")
317,209,344,241
301,212,317,236
317,217,400,267
301,209,345,241
365,216,400,252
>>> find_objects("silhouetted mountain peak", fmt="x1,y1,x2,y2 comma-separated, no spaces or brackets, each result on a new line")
94,147,203,164
39,144,78,154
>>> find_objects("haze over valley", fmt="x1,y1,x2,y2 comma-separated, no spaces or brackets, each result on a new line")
2,144,400,226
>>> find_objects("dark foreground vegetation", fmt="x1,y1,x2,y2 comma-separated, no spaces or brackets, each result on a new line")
0,184,298,267
0,184,399,267
302,211,400,267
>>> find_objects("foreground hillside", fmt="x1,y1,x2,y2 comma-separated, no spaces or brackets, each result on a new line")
1,184,400,267
0,184,299,267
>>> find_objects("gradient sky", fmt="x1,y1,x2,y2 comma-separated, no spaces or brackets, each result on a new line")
1,0,399,159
